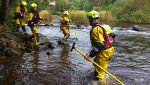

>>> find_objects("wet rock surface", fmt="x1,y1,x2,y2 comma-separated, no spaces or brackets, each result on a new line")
0,32,20,57
132,25,150,31
0,32,53,57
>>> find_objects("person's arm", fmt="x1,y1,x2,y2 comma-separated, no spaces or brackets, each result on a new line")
88,26,104,58
15,6,22,18
89,42,103,58
16,6,20,13
28,13,34,27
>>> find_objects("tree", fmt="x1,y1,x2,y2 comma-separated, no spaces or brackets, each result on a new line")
0,0,10,31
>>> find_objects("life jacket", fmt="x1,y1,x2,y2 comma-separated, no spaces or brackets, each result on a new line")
30,9,40,24
60,16,70,30
15,6,26,18
95,23,114,49
20,6,26,14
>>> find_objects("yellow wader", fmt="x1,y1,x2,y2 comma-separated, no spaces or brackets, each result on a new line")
90,25,114,80
28,12,39,45
60,16,70,40
94,47,114,80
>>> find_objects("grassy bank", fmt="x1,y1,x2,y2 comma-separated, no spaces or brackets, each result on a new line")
69,10,89,25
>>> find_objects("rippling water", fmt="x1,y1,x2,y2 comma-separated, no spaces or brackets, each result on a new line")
0,25,150,85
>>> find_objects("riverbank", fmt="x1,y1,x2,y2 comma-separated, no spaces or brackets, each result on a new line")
0,31,53,57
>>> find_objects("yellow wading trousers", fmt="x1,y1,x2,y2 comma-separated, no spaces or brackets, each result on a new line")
16,18,26,32
62,26,70,40
16,18,25,25
31,25,39,44
94,46,114,80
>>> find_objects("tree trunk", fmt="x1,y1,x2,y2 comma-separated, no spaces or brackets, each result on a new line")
0,0,10,31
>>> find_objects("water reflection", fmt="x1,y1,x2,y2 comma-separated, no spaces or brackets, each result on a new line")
0,57,21,84
32,49,40,75
59,45,71,65
58,45,72,85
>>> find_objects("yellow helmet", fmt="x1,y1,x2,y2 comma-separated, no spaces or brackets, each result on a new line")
63,11,69,16
31,3,37,8
87,10,100,19
21,1,27,6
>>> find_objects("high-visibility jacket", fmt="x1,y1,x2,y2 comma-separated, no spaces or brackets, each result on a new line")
15,6,27,18
15,6,27,25
60,16,70,30
89,23,114,57
28,9,41,34
28,9,41,24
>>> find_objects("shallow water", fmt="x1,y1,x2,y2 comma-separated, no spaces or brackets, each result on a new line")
0,25,150,85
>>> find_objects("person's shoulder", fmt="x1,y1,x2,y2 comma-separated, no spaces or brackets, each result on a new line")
16,6,20,8
92,26,103,33
94,26,103,30
64,17,69,21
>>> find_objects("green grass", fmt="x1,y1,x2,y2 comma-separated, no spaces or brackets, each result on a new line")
69,10,89,25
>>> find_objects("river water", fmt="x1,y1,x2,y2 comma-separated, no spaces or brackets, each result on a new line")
0,24,150,85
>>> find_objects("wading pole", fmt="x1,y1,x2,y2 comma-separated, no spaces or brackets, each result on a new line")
69,16,78,40
71,42,124,85
74,29,78,40
71,22,78,40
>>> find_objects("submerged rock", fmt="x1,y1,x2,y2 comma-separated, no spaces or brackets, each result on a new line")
132,25,150,31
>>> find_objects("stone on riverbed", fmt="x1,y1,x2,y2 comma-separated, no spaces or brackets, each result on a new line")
132,25,150,31
0,32,54,57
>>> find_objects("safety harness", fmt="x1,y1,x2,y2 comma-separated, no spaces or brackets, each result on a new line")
30,9,41,24
92,23,114,50
28,9,41,28
20,6,26,14
98,24,114,49
15,6,26,18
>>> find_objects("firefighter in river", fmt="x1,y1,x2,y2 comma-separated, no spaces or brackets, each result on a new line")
86,10,115,85
15,1,27,33
28,3,42,45
60,11,71,41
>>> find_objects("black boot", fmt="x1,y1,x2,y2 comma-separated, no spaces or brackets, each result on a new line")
94,70,99,80
16,24,20,32
22,25,27,33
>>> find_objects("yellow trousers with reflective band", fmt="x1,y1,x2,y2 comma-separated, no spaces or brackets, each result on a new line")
62,26,70,40
16,18,25,26
94,46,114,80
31,25,39,44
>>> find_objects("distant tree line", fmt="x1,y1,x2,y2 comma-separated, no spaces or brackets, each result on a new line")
0,0,149,31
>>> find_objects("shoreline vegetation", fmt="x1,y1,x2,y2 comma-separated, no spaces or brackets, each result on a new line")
0,0,149,31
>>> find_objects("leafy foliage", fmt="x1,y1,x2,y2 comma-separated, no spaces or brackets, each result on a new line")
0,0,150,27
